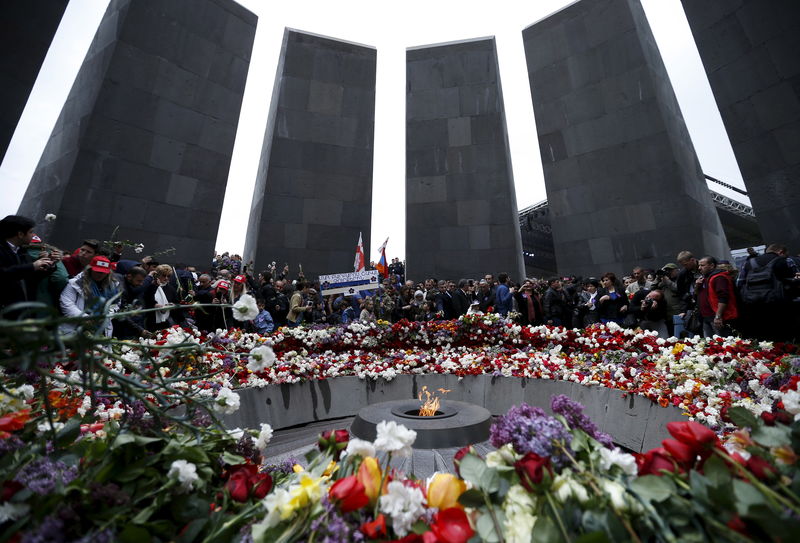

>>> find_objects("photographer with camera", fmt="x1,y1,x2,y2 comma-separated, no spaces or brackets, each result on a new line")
630,287,669,336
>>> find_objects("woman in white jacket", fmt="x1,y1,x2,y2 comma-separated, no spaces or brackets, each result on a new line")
59,255,120,337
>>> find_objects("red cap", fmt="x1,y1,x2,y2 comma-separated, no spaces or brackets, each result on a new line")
90,256,112,274
234,274,246,284
30,234,43,244
217,280,231,291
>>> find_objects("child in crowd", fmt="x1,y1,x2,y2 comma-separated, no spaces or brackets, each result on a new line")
254,298,274,334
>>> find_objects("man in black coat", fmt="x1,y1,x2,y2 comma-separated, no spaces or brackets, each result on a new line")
451,279,473,317
0,215,55,317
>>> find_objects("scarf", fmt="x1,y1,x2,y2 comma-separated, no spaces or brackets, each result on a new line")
155,284,170,323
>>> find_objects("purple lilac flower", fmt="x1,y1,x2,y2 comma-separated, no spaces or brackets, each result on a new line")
490,403,572,461
123,400,154,431
75,530,115,543
551,395,614,448
15,458,78,495
305,496,357,543
191,409,213,428
0,435,24,454
89,482,129,506
20,514,64,543
234,433,260,464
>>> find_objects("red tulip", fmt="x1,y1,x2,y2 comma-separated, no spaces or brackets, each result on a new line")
636,448,677,476
514,453,552,492
0,409,30,433
430,508,474,543
329,475,369,513
361,513,387,539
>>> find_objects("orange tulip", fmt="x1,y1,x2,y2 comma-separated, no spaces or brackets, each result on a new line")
356,457,385,504
427,473,467,510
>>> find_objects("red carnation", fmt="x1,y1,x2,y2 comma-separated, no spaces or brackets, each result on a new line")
329,475,369,513
514,453,552,492
430,508,474,543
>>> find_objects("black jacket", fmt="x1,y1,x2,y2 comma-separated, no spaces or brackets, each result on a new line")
451,289,472,317
0,242,50,314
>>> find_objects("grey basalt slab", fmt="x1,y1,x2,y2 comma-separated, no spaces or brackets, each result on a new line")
244,29,376,279
1,0,68,162
681,0,800,252
226,375,685,453
405,37,524,282
522,0,730,277
17,0,255,267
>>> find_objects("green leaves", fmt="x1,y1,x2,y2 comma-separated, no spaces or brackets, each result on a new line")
629,475,676,503
727,406,758,429
458,453,500,493
751,425,791,448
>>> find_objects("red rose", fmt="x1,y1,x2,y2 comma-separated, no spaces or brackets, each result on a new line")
514,453,552,491
329,476,369,513
636,448,677,476
430,508,474,543
319,429,350,459
746,455,778,480
361,514,387,539
662,438,695,468
760,412,777,426
225,464,273,502
1,480,23,502
666,421,718,450
453,446,473,477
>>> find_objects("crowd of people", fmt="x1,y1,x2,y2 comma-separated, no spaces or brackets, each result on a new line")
2,214,798,343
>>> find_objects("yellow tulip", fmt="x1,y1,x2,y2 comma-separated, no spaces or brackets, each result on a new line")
427,473,467,510
357,456,385,504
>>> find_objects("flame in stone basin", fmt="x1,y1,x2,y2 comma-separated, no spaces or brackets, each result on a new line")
418,386,451,416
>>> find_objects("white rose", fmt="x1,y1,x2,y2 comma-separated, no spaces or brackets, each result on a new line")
233,293,259,321
374,421,416,457
247,345,276,373
168,459,199,492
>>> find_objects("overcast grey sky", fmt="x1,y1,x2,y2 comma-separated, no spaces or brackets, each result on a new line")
0,0,748,262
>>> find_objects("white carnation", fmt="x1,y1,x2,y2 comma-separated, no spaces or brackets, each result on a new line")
214,387,240,415
374,420,416,457
254,423,273,452
599,447,638,476
344,438,376,459
233,293,259,321
247,345,276,373
134,243,144,254
379,481,427,536
168,459,199,492
44,213,56,222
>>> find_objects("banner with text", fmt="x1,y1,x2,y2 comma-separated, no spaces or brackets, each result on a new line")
319,270,380,296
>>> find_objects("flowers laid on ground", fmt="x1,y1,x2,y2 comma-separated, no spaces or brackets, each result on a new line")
80,315,797,433
2,307,800,540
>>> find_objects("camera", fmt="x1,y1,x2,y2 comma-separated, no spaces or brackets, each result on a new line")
643,298,655,309
655,268,667,277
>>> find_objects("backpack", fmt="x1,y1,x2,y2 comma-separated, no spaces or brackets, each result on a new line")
740,257,785,304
